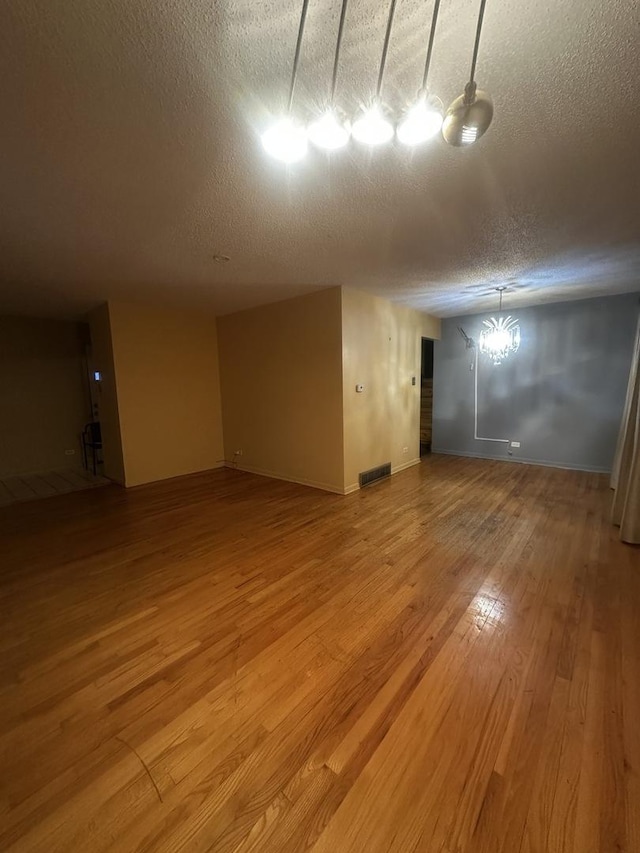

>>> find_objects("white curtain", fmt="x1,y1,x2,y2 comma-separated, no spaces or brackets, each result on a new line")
612,315,640,543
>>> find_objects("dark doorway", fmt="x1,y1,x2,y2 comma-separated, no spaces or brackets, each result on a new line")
420,338,434,456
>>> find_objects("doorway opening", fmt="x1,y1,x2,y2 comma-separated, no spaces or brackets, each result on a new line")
420,338,434,457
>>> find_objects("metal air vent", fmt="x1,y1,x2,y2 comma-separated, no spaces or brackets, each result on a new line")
359,462,391,488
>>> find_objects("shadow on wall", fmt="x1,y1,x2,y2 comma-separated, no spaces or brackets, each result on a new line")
433,292,639,472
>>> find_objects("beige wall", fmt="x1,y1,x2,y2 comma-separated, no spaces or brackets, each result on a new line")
88,289,439,494
342,288,441,493
104,302,224,487
217,288,344,493
88,304,126,483
0,316,90,477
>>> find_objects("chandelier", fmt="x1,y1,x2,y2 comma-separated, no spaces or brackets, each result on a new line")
261,0,494,163
478,287,521,365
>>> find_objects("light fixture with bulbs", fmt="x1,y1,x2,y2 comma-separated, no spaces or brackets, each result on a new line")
397,0,443,147
352,101,395,146
478,287,521,365
351,0,397,147
308,0,351,151
308,109,350,150
260,0,310,163
442,0,493,147
262,116,308,163
261,0,495,163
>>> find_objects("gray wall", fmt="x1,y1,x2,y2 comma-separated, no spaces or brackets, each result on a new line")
433,292,639,472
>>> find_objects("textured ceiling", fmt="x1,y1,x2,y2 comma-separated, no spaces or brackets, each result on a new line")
0,0,639,319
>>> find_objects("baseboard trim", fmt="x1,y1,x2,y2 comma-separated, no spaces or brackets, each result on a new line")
125,461,226,488
226,463,345,495
392,457,421,475
431,449,611,474
226,457,424,496
343,457,422,495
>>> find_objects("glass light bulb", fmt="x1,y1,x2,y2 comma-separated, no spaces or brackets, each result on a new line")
352,103,394,146
308,110,350,150
442,86,493,147
261,117,308,163
397,96,443,146
461,125,479,144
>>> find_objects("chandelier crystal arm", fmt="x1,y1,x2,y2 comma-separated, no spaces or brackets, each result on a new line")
421,0,442,91
377,0,399,98
330,0,349,103
469,0,488,84
287,0,311,113
478,288,520,365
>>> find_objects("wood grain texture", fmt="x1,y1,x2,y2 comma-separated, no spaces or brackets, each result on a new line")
0,468,108,506
0,456,638,852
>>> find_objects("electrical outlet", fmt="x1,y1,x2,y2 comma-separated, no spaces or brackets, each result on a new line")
234,449,243,456
65,449,75,456
510,441,520,448
402,446,409,454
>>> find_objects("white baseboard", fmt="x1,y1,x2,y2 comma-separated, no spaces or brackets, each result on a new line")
431,449,610,474
125,460,226,488
392,457,421,475
226,462,345,495
226,457,424,496
343,457,422,495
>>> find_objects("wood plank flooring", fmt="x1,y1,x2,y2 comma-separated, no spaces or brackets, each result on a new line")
0,468,109,507
0,455,638,852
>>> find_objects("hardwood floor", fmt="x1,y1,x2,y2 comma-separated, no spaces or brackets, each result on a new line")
0,456,638,852
0,468,109,507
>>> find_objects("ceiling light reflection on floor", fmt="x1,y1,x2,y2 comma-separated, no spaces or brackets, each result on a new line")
472,593,507,627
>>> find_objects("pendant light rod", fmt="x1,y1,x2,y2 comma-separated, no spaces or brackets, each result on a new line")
376,0,398,98
421,0,442,91
442,0,493,143
497,285,506,311
287,0,311,113
469,0,488,83
330,0,349,103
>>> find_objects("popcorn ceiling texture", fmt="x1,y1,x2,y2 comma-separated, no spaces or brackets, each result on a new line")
0,0,638,318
